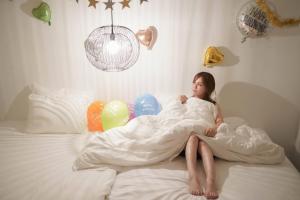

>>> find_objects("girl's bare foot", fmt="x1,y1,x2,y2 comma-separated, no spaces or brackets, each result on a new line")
189,176,204,196
204,179,218,199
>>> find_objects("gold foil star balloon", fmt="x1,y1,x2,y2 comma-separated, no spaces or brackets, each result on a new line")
120,0,131,9
104,0,115,10
135,26,157,50
88,0,99,9
203,46,224,67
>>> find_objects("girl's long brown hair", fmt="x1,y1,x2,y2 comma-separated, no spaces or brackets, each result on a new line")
193,72,216,105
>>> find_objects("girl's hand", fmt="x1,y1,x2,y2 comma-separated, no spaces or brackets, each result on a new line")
204,127,217,137
179,95,188,104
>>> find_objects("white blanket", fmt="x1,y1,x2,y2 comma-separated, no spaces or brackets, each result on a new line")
73,97,285,171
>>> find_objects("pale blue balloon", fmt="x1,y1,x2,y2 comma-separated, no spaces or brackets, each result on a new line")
134,94,161,117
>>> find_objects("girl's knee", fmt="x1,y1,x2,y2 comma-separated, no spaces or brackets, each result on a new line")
188,134,199,144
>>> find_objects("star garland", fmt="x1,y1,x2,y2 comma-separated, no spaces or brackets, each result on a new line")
104,0,115,10
83,0,149,10
88,0,99,9
120,0,131,9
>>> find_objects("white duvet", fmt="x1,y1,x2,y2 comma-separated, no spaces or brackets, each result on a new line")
73,97,285,171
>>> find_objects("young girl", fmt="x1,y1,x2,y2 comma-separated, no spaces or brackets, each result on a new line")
179,72,223,199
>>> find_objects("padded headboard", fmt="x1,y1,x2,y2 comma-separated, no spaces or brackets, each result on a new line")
218,81,300,170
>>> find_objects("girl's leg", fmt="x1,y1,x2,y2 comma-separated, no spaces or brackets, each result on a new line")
185,134,204,196
198,139,219,199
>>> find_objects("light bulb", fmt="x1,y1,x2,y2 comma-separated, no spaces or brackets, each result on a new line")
106,40,120,55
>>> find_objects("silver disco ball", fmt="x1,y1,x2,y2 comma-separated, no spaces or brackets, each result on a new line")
85,26,140,72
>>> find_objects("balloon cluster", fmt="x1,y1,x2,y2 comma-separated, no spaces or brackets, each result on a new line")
87,93,161,132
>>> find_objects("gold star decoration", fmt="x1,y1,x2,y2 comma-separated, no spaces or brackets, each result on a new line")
120,0,131,9
104,0,115,10
88,0,99,9
140,0,148,5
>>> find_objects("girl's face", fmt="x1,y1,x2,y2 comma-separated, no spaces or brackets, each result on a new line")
192,77,206,98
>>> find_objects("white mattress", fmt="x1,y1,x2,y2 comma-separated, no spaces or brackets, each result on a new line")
1,121,300,200
109,152,300,200
0,121,116,200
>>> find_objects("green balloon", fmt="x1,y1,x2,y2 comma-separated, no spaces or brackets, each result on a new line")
32,2,51,26
102,100,129,131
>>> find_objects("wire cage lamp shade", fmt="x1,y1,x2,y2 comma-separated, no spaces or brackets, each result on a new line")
85,25,140,72
85,2,140,72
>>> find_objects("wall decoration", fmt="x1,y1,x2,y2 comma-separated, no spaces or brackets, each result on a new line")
104,0,115,10
135,26,158,50
32,2,51,26
84,0,149,10
256,0,300,28
203,46,224,67
88,0,99,9
237,0,300,43
120,0,131,9
236,1,270,43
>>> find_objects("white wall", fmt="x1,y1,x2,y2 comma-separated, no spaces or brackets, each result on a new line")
0,0,300,169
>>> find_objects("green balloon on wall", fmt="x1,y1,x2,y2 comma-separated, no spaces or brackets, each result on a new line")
32,2,51,26
101,100,129,131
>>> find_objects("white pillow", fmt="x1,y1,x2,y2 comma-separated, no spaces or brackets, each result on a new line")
29,83,65,97
29,83,95,99
155,94,178,109
25,84,95,134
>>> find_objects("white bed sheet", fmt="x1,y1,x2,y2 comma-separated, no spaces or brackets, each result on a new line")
2,121,299,200
109,154,300,200
0,121,116,200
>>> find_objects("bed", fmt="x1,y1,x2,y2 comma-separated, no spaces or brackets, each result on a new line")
109,157,300,200
0,121,116,200
0,120,299,200
1,84,300,199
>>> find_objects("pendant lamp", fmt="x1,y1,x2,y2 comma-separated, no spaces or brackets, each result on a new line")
85,3,140,72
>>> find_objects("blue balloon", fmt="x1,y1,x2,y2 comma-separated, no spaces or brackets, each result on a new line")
134,94,161,117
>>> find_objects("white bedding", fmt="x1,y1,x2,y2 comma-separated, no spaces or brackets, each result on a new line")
73,97,285,171
0,121,299,200
0,121,116,200
109,157,300,200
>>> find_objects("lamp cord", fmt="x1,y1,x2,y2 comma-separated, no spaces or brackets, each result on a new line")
110,0,114,38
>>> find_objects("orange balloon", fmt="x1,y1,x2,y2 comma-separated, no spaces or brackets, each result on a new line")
87,101,105,132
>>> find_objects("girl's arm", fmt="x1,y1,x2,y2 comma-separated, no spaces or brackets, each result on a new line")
215,103,224,129
205,103,224,137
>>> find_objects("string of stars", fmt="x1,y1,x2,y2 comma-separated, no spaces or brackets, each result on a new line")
75,0,149,10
